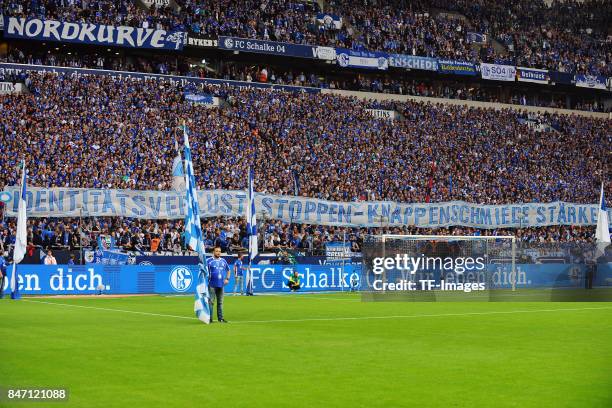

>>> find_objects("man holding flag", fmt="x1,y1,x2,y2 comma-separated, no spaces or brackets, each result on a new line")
245,167,258,296
10,160,28,300
207,246,231,323
182,124,212,324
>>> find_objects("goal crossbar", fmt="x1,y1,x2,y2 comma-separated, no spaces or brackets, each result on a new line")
381,235,515,241
379,234,518,291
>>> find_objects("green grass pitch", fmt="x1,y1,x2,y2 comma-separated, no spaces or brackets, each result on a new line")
1,293,611,407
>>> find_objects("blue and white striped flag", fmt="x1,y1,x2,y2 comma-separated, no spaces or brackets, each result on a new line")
11,160,27,300
182,126,211,324
246,167,258,295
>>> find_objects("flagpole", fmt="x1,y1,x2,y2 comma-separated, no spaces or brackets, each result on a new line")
79,208,84,265
183,122,212,324
10,262,20,300
11,159,27,300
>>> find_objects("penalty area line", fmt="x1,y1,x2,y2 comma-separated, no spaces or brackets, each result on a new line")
21,299,612,324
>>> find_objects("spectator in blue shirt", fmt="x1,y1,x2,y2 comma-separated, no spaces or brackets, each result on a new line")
233,254,247,296
0,255,7,298
207,246,231,323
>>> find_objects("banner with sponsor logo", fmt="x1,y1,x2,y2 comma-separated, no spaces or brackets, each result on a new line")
186,34,218,48
437,59,477,76
7,263,611,295
312,46,336,61
4,264,359,294
3,16,186,51
219,36,315,59
0,63,322,94
480,63,516,81
366,109,397,121
575,74,607,90
1,187,610,229
336,48,389,70
517,67,549,84
388,54,438,71
316,13,342,29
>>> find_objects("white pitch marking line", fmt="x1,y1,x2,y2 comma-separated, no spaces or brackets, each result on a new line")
23,299,194,320
263,293,361,302
21,299,612,324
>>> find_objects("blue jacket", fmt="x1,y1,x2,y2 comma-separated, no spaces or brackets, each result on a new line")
0,256,7,277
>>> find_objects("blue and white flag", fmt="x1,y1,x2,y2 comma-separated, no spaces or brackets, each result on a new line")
316,13,342,30
480,63,516,82
3,17,186,51
575,74,607,90
336,48,389,70
246,167,258,295
10,160,27,299
171,139,185,191
183,125,211,324
595,183,610,256
466,32,487,44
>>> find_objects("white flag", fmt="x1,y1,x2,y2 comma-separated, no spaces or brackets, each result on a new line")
595,183,610,255
171,139,186,191
10,160,27,297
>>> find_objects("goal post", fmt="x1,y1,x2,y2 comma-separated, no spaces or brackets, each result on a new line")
364,234,518,294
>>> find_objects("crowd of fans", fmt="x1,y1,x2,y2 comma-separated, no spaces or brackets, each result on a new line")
430,0,612,76
0,71,608,202
0,215,600,259
2,46,609,112
1,0,609,76
0,71,609,250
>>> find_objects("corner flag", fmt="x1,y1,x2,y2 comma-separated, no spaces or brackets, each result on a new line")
595,182,610,255
245,167,258,295
11,160,27,299
182,125,211,324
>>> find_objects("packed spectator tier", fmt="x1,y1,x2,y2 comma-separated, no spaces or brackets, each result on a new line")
0,72,609,205
1,0,610,76
2,49,609,113
0,216,600,257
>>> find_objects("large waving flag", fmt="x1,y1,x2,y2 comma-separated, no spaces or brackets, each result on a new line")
11,160,27,300
182,126,211,324
171,139,186,191
595,182,610,256
245,167,258,295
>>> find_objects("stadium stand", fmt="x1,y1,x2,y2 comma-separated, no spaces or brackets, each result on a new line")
0,1,610,258
0,70,609,251
2,0,609,75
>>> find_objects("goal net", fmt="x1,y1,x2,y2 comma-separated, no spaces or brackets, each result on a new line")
361,235,517,298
